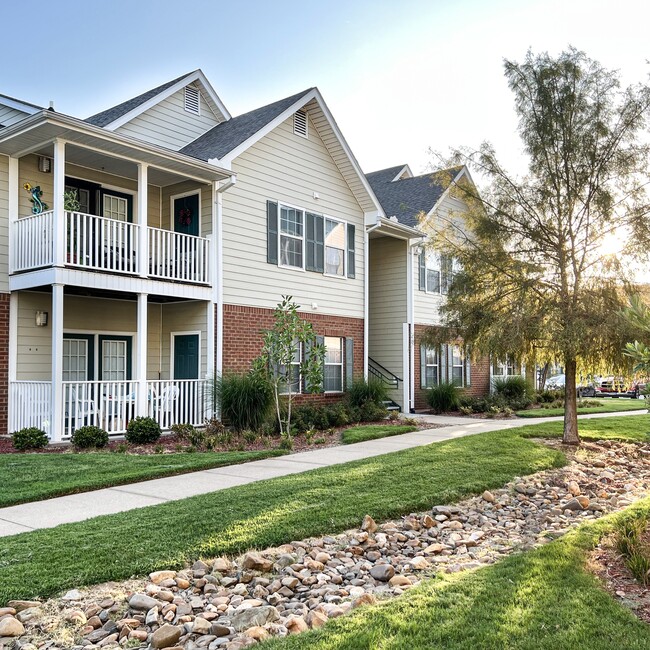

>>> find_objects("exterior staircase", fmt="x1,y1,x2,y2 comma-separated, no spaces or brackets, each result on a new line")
368,357,402,412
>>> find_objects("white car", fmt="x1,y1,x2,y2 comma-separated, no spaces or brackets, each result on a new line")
544,374,598,397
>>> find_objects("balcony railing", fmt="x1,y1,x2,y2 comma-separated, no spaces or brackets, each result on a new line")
10,379,208,439
11,211,211,284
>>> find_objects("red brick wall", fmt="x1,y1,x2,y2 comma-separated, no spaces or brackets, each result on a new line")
413,324,490,411
222,304,364,406
0,293,9,435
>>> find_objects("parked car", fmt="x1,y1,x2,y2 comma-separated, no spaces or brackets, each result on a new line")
596,377,644,399
543,374,598,397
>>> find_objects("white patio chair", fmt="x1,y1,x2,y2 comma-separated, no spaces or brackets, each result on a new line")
157,385,179,429
66,386,98,433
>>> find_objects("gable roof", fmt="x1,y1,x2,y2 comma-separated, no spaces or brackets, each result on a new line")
86,70,230,129
366,165,464,228
180,89,313,161
0,93,44,113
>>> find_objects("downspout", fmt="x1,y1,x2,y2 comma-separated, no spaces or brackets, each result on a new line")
214,175,236,385
364,222,382,381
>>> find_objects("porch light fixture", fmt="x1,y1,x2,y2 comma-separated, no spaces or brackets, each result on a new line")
35,311,48,327
38,156,52,173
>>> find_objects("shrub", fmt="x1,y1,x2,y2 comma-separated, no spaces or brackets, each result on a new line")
214,373,274,432
492,375,533,400
171,423,196,441
360,401,389,422
326,403,350,427
12,427,48,451
346,378,388,408
71,425,109,449
535,389,564,403
125,417,161,444
426,382,462,414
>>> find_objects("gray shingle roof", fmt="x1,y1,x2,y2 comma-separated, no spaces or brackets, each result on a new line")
366,165,462,228
180,89,313,161
86,72,195,127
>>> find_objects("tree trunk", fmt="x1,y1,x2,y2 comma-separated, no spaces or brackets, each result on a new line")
563,357,580,445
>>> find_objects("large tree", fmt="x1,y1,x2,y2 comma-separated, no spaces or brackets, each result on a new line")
423,48,650,444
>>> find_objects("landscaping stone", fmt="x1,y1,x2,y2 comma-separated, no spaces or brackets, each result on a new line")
0,616,24,636
152,624,182,648
128,593,159,611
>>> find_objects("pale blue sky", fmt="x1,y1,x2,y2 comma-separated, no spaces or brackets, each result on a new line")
3,0,649,175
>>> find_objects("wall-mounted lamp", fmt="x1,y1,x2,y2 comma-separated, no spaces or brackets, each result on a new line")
35,311,48,327
311,302,318,310
38,156,52,173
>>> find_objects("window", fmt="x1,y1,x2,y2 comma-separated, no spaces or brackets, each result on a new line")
325,218,345,276
441,255,455,295
294,109,308,137
102,339,127,382
62,338,88,382
102,194,129,222
422,251,456,294
424,347,439,388
324,337,343,392
493,356,518,377
279,206,304,269
184,86,200,115
279,340,302,394
451,345,464,386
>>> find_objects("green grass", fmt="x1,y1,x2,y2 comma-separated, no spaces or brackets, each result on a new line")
0,428,564,603
520,414,650,443
263,499,650,650
0,449,286,508
517,398,646,418
341,424,418,444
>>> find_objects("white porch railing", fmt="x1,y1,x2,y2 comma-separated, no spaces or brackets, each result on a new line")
66,212,139,274
10,381,51,434
147,379,206,429
12,211,55,272
149,227,210,284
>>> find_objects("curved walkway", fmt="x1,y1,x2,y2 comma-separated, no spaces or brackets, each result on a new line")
0,409,645,538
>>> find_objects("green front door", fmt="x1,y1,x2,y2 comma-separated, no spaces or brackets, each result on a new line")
174,334,199,379
173,193,200,237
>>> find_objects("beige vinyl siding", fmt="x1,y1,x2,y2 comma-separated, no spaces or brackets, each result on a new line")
18,155,53,217
0,105,30,128
162,182,212,236
222,114,365,318
0,155,9,291
368,237,407,406
115,87,222,150
15,292,206,380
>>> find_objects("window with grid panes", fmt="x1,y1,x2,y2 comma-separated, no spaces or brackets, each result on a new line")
279,206,304,268
323,337,343,392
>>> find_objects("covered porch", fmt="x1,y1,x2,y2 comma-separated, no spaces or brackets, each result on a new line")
9,288,214,441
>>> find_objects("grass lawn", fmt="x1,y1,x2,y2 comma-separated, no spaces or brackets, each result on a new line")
263,499,650,650
521,414,650,443
0,427,564,603
0,450,287,508
517,397,646,418
341,424,418,444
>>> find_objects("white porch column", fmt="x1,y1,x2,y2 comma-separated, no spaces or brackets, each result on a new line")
8,157,18,274
53,140,66,268
137,164,149,278
136,293,148,417
8,292,17,433
51,284,64,441
214,183,224,380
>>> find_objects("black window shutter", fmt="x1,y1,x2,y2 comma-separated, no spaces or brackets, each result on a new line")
306,213,324,272
418,249,426,291
267,201,278,264
345,337,354,388
347,224,356,278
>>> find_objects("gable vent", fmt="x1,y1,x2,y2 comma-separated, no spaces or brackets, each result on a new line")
294,109,308,138
184,86,200,115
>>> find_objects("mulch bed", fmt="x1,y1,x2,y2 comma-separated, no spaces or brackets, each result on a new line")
590,530,650,624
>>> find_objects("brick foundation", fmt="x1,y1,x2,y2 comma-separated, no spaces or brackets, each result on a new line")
222,304,364,406
413,324,490,411
0,293,9,435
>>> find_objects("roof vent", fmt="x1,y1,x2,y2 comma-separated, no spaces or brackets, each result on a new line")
184,86,200,115
294,109,308,138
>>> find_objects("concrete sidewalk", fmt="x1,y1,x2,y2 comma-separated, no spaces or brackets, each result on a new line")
0,409,645,538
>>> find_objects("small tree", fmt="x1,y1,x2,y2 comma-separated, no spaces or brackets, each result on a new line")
622,295,650,374
253,296,325,443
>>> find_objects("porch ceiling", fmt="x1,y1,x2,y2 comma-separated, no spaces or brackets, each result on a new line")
0,111,232,186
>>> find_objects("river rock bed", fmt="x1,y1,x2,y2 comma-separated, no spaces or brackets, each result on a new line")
2,438,649,650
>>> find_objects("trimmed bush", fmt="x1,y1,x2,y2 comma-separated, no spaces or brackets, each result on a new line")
492,375,533,400
125,417,161,444
71,425,109,449
360,401,389,422
426,382,462,414
12,427,48,451
214,373,274,432
345,378,388,408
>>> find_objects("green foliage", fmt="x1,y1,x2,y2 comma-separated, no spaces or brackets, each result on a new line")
616,517,650,586
345,378,388,408
12,427,48,451
360,401,389,422
492,375,532,400
213,372,274,432
71,425,109,449
535,389,564,403
252,296,325,441
623,295,650,375
427,382,462,414
125,417,161,444
341,424,418,445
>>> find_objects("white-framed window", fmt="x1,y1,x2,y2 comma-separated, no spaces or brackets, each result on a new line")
424,252,457,294
325,218,345,277
424,346,439,388
279,205,304,269
102,194,129,222
451,345,464,386
62,338,88,382
278,339,302,394
324,337,343,392
493,356,518,377
102,339,127,382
